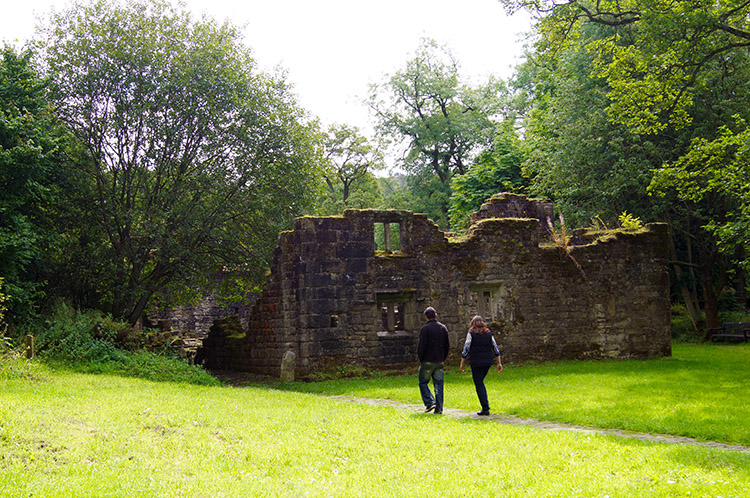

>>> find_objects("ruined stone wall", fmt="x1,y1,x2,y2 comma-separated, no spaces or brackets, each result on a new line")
471,192,554,237
147,279,257,338
198,193,671,378
148,292,256,338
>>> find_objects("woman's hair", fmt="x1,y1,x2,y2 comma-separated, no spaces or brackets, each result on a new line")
469,315,490,334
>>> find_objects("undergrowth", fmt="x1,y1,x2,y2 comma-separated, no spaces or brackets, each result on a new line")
3,301,217,386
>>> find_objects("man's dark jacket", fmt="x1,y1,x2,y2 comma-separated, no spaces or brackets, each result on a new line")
418,319,450,363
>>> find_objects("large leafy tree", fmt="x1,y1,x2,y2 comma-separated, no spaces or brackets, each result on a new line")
448,122,528,231
369,38,503,226
504,0,750,134
38,0,323,324
317,124,384,214
0,46,79,322
517,26,668,227
512,1,750,332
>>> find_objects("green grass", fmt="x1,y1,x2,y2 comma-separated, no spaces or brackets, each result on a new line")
0,344,749,497
283,343,750,446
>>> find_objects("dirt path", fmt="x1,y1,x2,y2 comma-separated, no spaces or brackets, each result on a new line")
327,395,750,453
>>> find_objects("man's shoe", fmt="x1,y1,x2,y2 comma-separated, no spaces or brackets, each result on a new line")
476,410,490,416
424,404,435,413
434,410,442,415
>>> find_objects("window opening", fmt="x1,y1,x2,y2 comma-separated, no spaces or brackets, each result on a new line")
476,290,494,321
374,222,401,252
378,301,406,332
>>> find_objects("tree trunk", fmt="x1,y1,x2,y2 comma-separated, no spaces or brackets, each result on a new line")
735,245,748,309
127,292,152,328
668,230,701,332
702,266,720,341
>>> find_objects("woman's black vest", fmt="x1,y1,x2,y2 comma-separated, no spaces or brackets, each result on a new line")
468,331,495,367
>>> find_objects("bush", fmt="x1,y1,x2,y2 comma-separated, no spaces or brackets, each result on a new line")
22,302,128,362
12,301,218,385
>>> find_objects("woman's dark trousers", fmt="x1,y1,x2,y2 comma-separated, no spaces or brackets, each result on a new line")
470,364,492,412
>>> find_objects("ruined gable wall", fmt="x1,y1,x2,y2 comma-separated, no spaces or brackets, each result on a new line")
199,196,671,378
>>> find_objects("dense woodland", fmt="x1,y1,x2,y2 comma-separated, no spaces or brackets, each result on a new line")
3,0,750,341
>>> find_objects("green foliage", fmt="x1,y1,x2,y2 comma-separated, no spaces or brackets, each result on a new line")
24,302,128,363
516,33,664,228
448,122,528,231
10,300,216,384
507,0,750,135
38,0,324,324
376,174,412,210
316,124,384,214
618,211,643,230
652,117,750,267
369,38,505,226
0,45,79,322
405,171,452,228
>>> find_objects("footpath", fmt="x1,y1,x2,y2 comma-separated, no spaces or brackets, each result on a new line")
327,395,750,453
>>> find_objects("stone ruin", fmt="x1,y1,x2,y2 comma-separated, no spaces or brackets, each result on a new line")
197,193,671,378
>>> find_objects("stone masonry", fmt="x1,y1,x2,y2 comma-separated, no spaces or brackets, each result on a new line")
198,193,671,378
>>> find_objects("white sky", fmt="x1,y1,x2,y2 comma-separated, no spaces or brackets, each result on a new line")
2,0,532,143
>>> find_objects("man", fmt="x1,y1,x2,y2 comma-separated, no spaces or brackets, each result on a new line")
417,306,450,414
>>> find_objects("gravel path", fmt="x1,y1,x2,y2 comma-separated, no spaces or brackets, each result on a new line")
327,395,750,453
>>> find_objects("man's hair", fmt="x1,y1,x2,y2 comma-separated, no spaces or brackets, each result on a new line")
424,307,436,320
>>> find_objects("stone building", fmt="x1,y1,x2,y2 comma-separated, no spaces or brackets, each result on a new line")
198,193,671,377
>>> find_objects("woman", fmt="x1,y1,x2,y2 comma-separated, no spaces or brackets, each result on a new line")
460,315,502,416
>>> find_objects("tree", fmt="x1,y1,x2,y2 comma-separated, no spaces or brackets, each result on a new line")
38,0,324,324
511,2,750,333
317,124,384,214
369,38,503,226
448,122,528,231
651,117,750,334
0,45,79,322
517,28,667,227
504,0,750,134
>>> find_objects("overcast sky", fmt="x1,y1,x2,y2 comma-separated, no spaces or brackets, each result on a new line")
2,0,532,140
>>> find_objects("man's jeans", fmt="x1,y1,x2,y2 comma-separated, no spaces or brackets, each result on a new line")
418,362,445,412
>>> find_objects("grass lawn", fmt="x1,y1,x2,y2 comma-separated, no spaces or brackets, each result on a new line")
285,343,750,447
1,344,749,497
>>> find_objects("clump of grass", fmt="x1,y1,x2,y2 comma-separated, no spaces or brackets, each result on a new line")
61,350,220,386
546,213,586,278
0,336,45,381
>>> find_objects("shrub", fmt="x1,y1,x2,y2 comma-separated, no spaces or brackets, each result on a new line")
618,211,644,230
13,301,218,385
23,302,127,363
